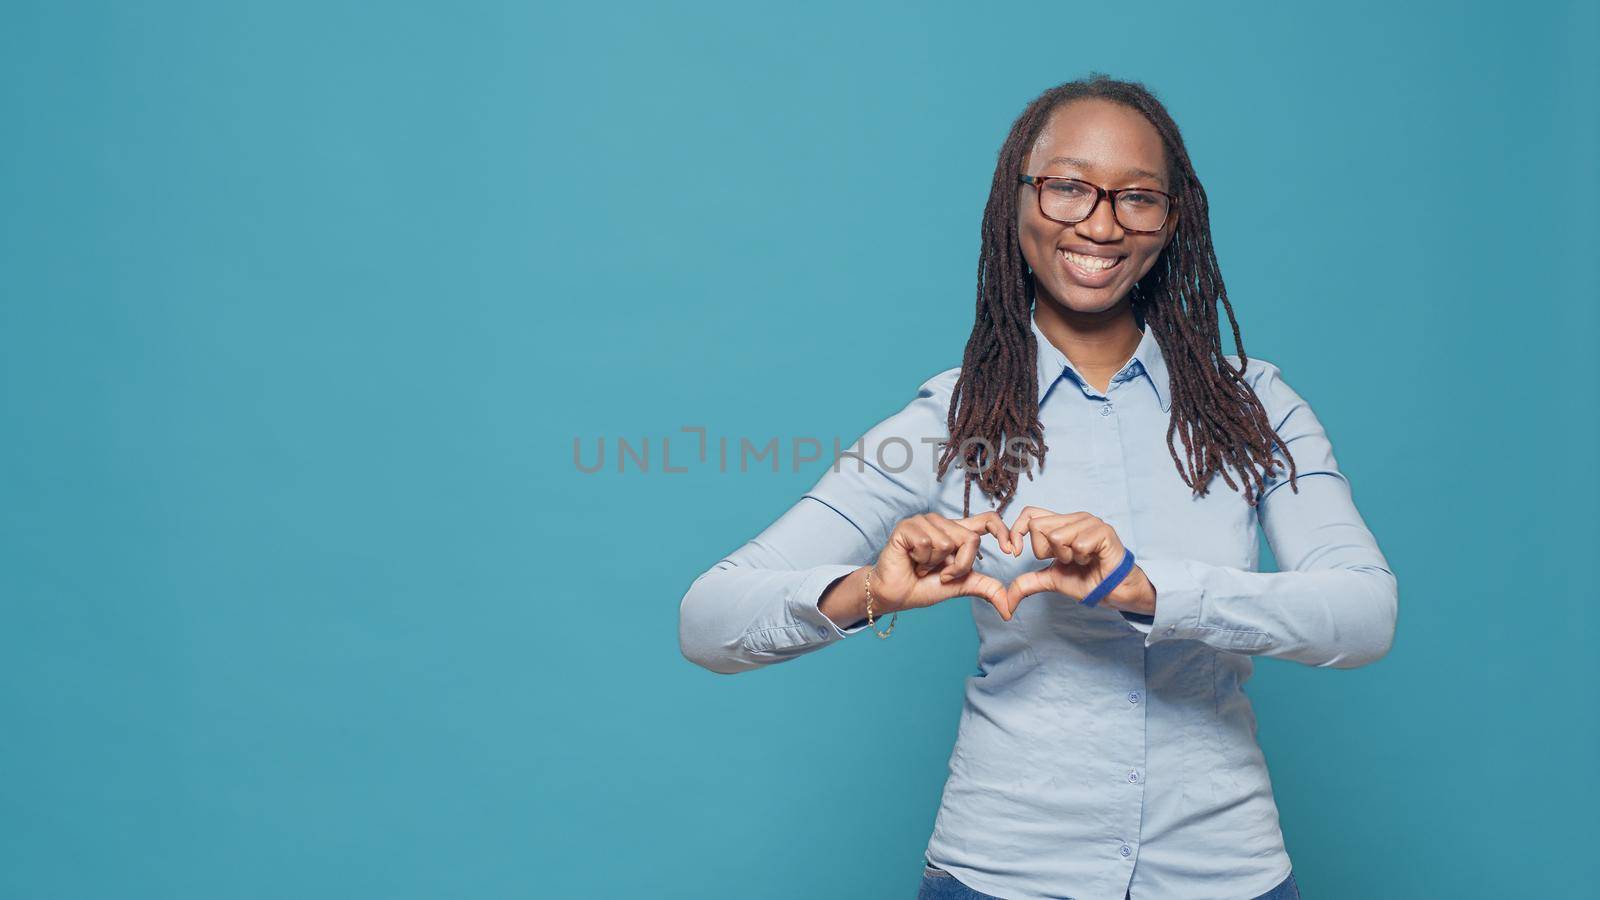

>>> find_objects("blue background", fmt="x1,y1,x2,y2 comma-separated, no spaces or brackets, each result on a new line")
2,1,1595,897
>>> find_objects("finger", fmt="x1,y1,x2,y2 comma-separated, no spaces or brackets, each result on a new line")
1036,512,1100,560
915,522,947,576
1062,523,1119,567
919,514,963,575
1007,506,1057,553
930,519,983,581
1072,530,1112,567
917,513,971,579
909,517,959,575
1046,525,1094,565
1014,507,1089,525
893,521,940,577
954,510,1017,556
1030,513,1092,561
1028,514,1072,560
1027,513,1086,560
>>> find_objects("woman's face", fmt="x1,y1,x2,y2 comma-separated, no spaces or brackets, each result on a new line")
1017,98,1179,315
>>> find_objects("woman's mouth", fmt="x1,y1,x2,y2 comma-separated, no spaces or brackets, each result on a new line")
1059,248,1125,286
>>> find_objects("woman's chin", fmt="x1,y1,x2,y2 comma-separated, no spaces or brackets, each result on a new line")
1042,283,1127,315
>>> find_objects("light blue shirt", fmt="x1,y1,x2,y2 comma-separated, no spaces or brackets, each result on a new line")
679,313,1398,900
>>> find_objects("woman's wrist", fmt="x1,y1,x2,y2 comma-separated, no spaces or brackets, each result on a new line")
819,565,874,629
1109,564,1158,616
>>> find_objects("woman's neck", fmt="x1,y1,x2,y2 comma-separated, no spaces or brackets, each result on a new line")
1032,297,1144,395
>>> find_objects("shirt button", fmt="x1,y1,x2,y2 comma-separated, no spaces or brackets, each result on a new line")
1100,403,1113,416
1127,770,1141,784
1119,845,1133,858
1127,691,1142,704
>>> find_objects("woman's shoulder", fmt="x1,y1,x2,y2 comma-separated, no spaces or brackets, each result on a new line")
839,366,961,471
805,366,961,508
1221,352,1284,385
867,365,960,435
1220,352,1320,433
913,365,964,399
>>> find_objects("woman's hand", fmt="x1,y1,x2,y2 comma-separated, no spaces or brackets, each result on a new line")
869,512,1016,618
1001,506,1157,620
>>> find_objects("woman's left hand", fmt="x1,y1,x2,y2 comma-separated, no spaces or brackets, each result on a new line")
1000,506,1158,620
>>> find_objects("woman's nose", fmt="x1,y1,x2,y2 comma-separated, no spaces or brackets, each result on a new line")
1075,195,1123,242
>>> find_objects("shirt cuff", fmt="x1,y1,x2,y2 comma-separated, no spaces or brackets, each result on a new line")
791,564,873,640
1131,558,1205,646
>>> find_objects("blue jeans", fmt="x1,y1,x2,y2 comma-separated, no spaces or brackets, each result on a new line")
916,859,1300,899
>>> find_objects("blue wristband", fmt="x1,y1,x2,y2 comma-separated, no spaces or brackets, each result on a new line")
1080,547,1135,608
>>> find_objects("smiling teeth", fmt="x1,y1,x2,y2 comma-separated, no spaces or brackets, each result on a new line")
1063,250,1120,271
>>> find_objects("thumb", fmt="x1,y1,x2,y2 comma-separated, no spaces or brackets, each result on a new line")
1003,567,1061,620
938,571,1009,619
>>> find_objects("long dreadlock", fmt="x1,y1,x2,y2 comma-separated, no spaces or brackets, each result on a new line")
936,73,1299,517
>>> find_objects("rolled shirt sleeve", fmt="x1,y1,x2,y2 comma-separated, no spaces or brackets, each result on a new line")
1123,360,1399,668
678,370,957,674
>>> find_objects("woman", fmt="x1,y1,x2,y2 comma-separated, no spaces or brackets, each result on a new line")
679,74,1396,900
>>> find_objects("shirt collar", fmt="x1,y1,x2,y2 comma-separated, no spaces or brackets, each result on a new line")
1030,312,1172,412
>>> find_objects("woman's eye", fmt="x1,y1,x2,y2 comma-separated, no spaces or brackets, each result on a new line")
1120,192,1158,206
1049,182,1090,197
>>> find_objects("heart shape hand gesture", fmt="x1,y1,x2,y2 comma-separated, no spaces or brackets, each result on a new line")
867,507,1156,622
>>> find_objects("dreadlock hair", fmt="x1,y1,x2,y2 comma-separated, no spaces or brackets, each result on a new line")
936,73,1299,518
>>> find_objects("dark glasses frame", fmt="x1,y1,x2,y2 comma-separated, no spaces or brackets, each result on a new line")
1017,174,1175,234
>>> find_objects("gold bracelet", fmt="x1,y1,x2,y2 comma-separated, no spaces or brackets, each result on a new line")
864,566,897,638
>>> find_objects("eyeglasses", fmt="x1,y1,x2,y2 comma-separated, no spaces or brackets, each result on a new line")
1017,174,1174,234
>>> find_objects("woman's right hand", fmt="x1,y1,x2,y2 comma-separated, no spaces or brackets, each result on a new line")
870,512,1019,618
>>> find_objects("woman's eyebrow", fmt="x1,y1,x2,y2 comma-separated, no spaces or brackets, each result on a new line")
1043,156,1165,187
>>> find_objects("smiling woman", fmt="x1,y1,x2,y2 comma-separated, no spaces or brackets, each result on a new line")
679,72,1391,900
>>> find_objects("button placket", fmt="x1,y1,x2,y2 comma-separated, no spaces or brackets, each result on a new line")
1092,380,1145,867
